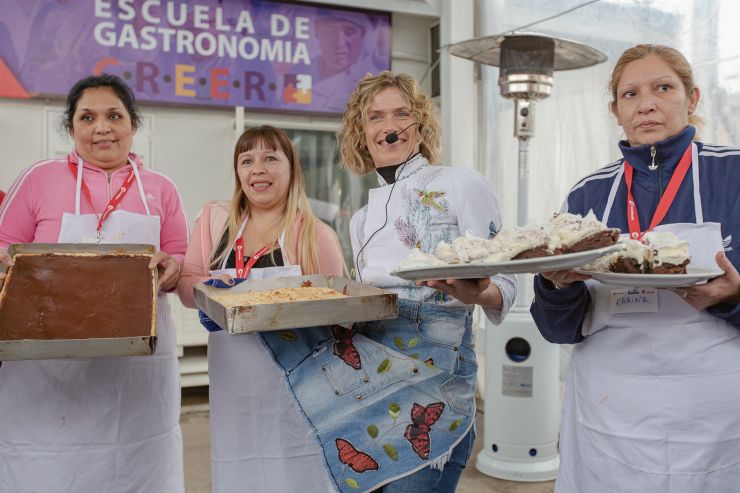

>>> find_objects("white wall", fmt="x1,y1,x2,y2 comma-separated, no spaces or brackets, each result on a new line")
1,98,48,187
440,0,477,169
147,106,235,220
390,12,435,88
0,98,236,222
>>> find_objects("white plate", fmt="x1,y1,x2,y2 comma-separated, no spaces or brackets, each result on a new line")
574,267,724,288
391,244,623,281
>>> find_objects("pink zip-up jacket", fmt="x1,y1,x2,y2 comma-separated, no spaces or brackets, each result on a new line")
0,151,188,264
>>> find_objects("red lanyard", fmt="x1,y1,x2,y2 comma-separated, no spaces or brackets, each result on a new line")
234,238,273,278
623,144,692,240
68,156,136,238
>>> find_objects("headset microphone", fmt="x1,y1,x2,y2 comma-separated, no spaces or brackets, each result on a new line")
384,122,421,145
355,120,423,283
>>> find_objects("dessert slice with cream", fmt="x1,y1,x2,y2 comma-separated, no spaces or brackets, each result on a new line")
642,231,691,274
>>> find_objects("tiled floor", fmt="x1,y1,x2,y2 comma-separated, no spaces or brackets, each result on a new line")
181,390,555,493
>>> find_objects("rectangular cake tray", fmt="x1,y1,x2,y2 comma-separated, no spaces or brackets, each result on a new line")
0,243,158,361
194,274,398,334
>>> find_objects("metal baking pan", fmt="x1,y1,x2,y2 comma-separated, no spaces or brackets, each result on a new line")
0,243,158,360
194,275,398,334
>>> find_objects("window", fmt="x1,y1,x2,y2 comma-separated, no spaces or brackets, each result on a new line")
284,128,376,269
430,23,441,98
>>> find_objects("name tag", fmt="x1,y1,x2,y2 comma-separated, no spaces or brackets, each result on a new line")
610,287,659,313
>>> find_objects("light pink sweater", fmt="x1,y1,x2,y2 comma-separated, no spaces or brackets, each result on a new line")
177,201,345,308
0,151,189,262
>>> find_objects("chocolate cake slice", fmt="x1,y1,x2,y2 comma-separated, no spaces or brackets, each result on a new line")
608,239,651,273
512,244,556,260
611,256,645,273
547,211,620,254
505,226,554,260
642,232,691,274
563,229,620,254
651,260,690,274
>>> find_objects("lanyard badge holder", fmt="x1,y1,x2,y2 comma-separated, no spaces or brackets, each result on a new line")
68,155,137,243
623,144,693,240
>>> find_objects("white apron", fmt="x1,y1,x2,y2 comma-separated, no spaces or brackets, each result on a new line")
207,218,333,493
558,145,740,492
0,156,184,493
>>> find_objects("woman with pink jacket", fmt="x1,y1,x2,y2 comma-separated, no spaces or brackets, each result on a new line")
0,74,188,492
177,125,344,493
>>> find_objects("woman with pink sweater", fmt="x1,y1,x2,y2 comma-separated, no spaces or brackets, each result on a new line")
177,125,344,493
0,74,188,492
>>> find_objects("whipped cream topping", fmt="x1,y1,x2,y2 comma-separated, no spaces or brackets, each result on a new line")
581,234,690,273
547,210,610,249
395,211,621,271
581,238,647,272
435,242,461,264
489,226,551,259
620,238,652,264
398,248,447,269
452,231,491,263
581,254,614,272
642,232,690,266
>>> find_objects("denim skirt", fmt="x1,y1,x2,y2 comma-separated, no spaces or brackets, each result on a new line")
260,300,477,493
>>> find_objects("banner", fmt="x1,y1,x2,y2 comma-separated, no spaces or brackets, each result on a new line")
0,0,391,114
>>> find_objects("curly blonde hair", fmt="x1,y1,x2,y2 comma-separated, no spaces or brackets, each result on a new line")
338,71,442,175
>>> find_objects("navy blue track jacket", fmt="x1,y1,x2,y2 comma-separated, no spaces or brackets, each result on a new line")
531,126,740,343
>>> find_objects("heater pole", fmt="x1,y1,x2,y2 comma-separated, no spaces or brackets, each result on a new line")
517,138,529,228
447,32,607,483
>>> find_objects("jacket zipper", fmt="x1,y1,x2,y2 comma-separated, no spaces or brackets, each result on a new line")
648,145,664,196
107,172,113,200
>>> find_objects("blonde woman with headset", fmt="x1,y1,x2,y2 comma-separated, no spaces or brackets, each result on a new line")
336,71,516,492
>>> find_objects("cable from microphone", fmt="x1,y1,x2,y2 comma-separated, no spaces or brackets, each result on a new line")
355,122,423,283
384,122,422,144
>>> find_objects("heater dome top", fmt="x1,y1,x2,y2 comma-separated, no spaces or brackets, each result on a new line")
448,32,606,72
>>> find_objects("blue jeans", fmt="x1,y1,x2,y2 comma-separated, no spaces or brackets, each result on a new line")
374,427,476,493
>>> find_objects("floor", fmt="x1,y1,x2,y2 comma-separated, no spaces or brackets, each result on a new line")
181,389,555,493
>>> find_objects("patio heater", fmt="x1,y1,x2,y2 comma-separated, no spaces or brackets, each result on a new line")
448,33,606,481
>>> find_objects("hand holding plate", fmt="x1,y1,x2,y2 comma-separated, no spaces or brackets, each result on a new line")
418,277,504,310
540,269,592,289
672,251,738,309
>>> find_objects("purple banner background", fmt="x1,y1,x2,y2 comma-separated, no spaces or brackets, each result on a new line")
0,0,391,114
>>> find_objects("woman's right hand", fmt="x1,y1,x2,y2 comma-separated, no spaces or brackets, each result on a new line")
214,273,235,286
540,269,591,289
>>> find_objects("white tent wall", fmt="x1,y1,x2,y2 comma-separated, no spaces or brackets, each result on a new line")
478,0,740,229
473,0,740,393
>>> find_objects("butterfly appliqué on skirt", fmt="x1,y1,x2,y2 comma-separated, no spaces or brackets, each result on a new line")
404,402,445,459
335,438,380,473
331,325,361,370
